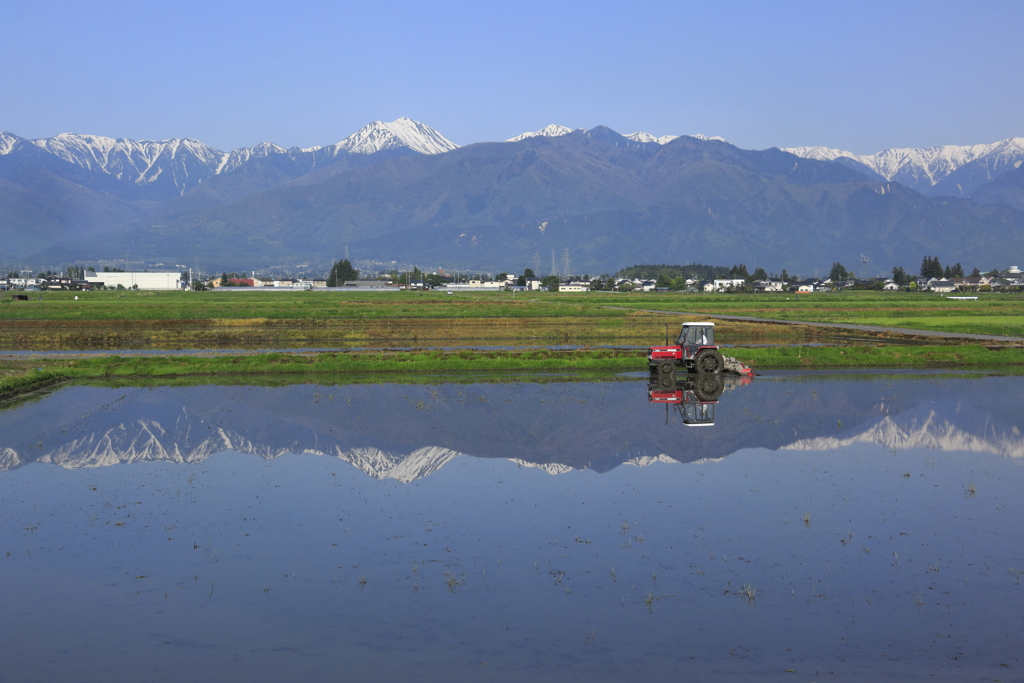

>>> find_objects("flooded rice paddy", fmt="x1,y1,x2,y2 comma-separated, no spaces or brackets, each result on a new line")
1,372,1022,682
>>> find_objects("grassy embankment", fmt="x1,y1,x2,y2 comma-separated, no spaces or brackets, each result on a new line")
4,344,1024,403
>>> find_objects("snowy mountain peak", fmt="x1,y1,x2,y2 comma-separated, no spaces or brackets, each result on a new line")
623,131,678,144
505,124,578,142
687,133,727,143
0,131,24,155
218,141,289,174
330,117,459,155
507,126,722,145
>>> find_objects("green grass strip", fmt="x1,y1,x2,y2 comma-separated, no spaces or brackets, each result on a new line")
729,344,1024,369
3,345,1024,402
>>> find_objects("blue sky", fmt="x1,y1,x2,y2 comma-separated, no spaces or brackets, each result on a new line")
3,0,1021,154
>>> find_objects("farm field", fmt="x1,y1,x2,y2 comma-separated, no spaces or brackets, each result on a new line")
578,290,1024,338
3,289,1024,401
0,290,824,349
4,290,1023,343
4,289,1022,334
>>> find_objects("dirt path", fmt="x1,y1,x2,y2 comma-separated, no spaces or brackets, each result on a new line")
603,306,1024,344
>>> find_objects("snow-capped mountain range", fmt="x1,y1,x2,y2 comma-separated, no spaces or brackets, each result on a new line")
3,116,1020,200
0,117,460,196
784,137,1024,197
3,404,1019,479
504,123,723,146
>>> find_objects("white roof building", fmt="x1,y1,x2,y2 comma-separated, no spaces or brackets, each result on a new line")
86,272,182,290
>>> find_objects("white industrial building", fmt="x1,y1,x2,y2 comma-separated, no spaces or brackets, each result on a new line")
86,272,183,290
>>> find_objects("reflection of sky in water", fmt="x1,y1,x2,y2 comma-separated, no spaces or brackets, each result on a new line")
1,374,1022,681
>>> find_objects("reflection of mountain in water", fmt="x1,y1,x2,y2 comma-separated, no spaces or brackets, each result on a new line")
785,411,1024,458
0,414,460,482
1,375,1020,479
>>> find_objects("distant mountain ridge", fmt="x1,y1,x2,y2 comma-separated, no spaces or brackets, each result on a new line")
504,123,723,146
0,117,459,199
3,119,1024,273
783,137,1024,198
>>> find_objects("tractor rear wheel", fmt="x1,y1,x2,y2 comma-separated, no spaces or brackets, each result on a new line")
695,349,724,374
657,359,677,375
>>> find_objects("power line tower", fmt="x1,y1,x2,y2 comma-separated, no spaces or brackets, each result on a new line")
551,250,557,278
561,248,571,280
345,245,350,261
533,253,541,277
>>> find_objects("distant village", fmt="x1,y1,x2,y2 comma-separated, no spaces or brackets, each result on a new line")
3,262,1022,294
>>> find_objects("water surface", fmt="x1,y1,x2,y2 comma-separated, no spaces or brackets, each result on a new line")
1,373,1021,682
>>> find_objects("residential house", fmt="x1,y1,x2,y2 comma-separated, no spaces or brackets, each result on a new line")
924,278,956,293
713,278,746,291
752,279,784,292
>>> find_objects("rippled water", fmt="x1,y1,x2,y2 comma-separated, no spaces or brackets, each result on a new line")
1,372,1022,682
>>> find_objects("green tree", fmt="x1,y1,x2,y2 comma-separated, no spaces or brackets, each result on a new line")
219,273,229,287
752,267,768,281
540,275,560,291
920,256,943,278
829,262,848,281
517,268,537,287
327,259,359,287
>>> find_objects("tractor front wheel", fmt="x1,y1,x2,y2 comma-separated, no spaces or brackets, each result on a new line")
695,349,724,374
657,359,677,375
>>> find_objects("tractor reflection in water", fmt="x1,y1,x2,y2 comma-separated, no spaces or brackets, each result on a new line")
647,373,752,427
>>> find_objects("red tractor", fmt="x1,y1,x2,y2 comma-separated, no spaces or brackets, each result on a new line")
648,322,724,375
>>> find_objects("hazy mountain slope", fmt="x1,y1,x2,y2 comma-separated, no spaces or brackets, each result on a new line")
969,163,1024,211
0,135,148,254
8,123,1024,273
68,130,1024,274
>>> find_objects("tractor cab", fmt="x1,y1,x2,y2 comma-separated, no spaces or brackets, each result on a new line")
678,322,714,356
